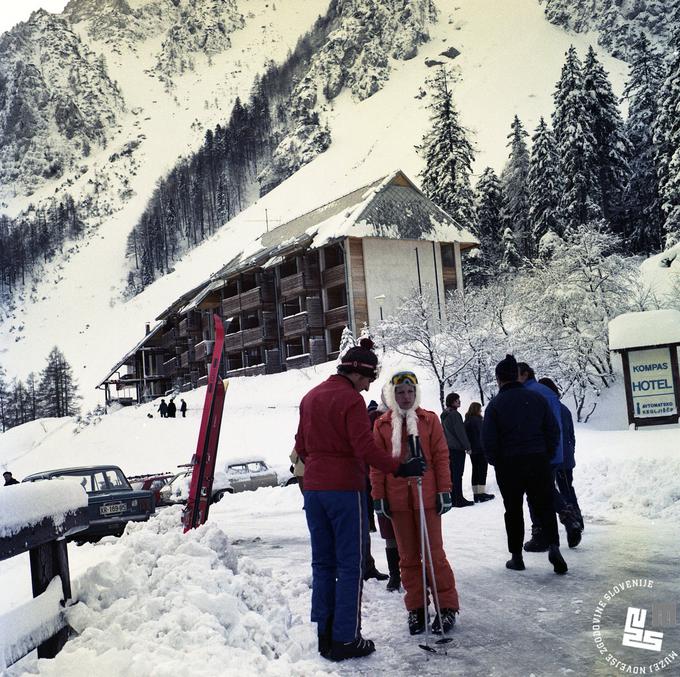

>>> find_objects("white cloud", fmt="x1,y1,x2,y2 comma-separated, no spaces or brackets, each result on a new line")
0,1,69,34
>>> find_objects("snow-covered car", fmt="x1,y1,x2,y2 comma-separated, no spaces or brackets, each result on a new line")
127,473,175,506
159,470,231,505
22,465,155,542
224,458,297,491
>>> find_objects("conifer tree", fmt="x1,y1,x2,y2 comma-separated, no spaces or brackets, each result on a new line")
583,47,631,235
474,167,505,267
500,227,522,271
39,347,81,418
528,117,563,249
0,364,8,432
418,68,477,229
654,29,680,246
337,326,356,359
501,115,531,257
623,34,667,253
552,46,601,231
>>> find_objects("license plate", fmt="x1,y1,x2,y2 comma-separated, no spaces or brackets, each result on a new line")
100,503,126,516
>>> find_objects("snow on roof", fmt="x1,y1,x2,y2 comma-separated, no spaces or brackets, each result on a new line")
608,310,680,351
0,479,88,539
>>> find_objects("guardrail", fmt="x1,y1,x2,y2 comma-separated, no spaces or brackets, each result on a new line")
0,482,88,669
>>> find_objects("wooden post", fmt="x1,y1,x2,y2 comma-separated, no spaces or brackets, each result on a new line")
29,538,71,658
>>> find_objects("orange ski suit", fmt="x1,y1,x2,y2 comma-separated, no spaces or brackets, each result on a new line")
370,408,460,612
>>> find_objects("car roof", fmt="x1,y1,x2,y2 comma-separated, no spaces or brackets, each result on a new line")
23,465,125,480
226,457,266,466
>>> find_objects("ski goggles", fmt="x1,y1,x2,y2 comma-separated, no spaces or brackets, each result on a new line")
390,371,418,386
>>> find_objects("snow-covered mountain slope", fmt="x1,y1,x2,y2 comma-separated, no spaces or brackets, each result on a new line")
0,0,630,410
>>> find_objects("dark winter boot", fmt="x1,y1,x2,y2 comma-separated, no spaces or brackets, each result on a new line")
318,617,333,658
408,608,427,635
385,547,401,592
363,565,389,582
328,636,376,662
559,507,582,548
523,526,549,552
474,493,495,502
431,608,458,635
506,552,526,571
548,545,568,575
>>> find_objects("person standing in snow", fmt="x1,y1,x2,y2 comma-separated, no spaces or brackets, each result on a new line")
295,340,425,662
441,393,474,507
482,354,568,574
464,402,495,502
180,399,187,417
158,399,168,418
3,471,19,486
371,371,460,636
167,399,177,418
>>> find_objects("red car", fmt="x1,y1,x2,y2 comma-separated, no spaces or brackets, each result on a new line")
127,473,175,506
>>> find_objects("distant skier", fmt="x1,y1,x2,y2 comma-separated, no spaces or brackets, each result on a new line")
294,339,425,662
167,399,177,418
3,471,19,486
180,399,187,417
158,399,168,418
372,370,459,636
482,354,568,574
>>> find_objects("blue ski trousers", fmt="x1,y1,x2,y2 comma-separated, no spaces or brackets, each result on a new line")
303,490,368,643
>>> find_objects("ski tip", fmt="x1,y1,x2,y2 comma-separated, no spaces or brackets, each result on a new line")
435,637,454,645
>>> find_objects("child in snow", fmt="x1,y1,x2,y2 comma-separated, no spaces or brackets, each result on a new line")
371,370,460,636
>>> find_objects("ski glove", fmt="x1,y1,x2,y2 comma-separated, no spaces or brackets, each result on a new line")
373,498,391,520
436,492,453,515
394,456,426,478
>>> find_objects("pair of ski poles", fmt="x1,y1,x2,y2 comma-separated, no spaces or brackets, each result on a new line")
408,434,453,655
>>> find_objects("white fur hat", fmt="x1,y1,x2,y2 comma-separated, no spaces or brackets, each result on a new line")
383,372,421,458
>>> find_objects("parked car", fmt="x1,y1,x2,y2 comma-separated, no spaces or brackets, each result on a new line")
127,473,175,506
22,465,155,542
224,457,297,492
159,470,231,505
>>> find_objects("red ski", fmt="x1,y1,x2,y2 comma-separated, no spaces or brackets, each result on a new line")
183,314,227,532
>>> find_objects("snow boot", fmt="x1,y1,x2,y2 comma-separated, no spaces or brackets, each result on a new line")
328,636,376,662
523,526,549,552
559,507,582,548
385,547,401,592
548,545,568,575
363,565,389,582
506,553,526,571
431,608,457,634
318,617,332,658
454,497,475,507
408,608,427,635
474,493,495,502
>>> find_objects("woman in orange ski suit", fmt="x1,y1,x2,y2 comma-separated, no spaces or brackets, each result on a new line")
370,371,459,634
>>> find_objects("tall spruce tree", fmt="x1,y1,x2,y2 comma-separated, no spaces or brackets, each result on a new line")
0,364,8,432
475,167,505,264
528,117,563,250
654,29,680,247
623,34,667,253
501,115,531,257
583,46,631,235
39,347,81,418
552,46,601,231
500,227,522,271
418,68,477,229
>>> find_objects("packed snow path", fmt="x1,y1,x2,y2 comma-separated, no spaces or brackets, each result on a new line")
6,484,676,676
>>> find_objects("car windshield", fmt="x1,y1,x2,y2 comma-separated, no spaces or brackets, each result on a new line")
55,468,131,493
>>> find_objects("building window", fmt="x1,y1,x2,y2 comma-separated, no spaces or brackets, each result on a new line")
282,297,302,318
326,284,347,310
286,336,305,358
324,243,344,268
245,347,263,366
226,315,240,334
241,272,257,292
327,327,343,354
242,310,259,330
227,352,243,370
279,257,298,278
441,243,455,268
224,279,238,298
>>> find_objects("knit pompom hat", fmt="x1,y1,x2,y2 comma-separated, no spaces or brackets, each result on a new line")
383,372,421,459
495,353,518,382
338,338,380,380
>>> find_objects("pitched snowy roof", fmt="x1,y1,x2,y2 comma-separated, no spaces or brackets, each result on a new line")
608,310,680,351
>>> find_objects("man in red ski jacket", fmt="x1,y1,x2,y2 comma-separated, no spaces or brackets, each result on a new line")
295,339,425,662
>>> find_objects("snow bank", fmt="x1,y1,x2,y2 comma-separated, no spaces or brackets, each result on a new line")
0,479,88,538
17,507,335,677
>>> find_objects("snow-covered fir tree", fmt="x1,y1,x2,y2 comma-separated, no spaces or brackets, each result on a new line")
583,46,631,235
470,167,505,282
654,28,680,247
527,117,563,247
501,115,531,257
337,326,356,359
39,347,81,418
500,226,522,271
623,34,667,253
552,46,602,231
418,67,477,230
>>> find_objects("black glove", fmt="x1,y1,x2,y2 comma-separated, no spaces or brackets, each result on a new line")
374,498,391,520
394,456,426,478
436,492,453,515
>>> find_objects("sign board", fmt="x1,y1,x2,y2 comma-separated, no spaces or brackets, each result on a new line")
628,347,677,418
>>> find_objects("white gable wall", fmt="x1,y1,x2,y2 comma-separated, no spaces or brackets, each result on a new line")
361,237,447,328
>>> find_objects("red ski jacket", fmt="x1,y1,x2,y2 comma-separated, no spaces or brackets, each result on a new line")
295,375,400,491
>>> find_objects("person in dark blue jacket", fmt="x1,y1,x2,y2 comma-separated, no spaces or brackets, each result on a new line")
482,354,568,574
